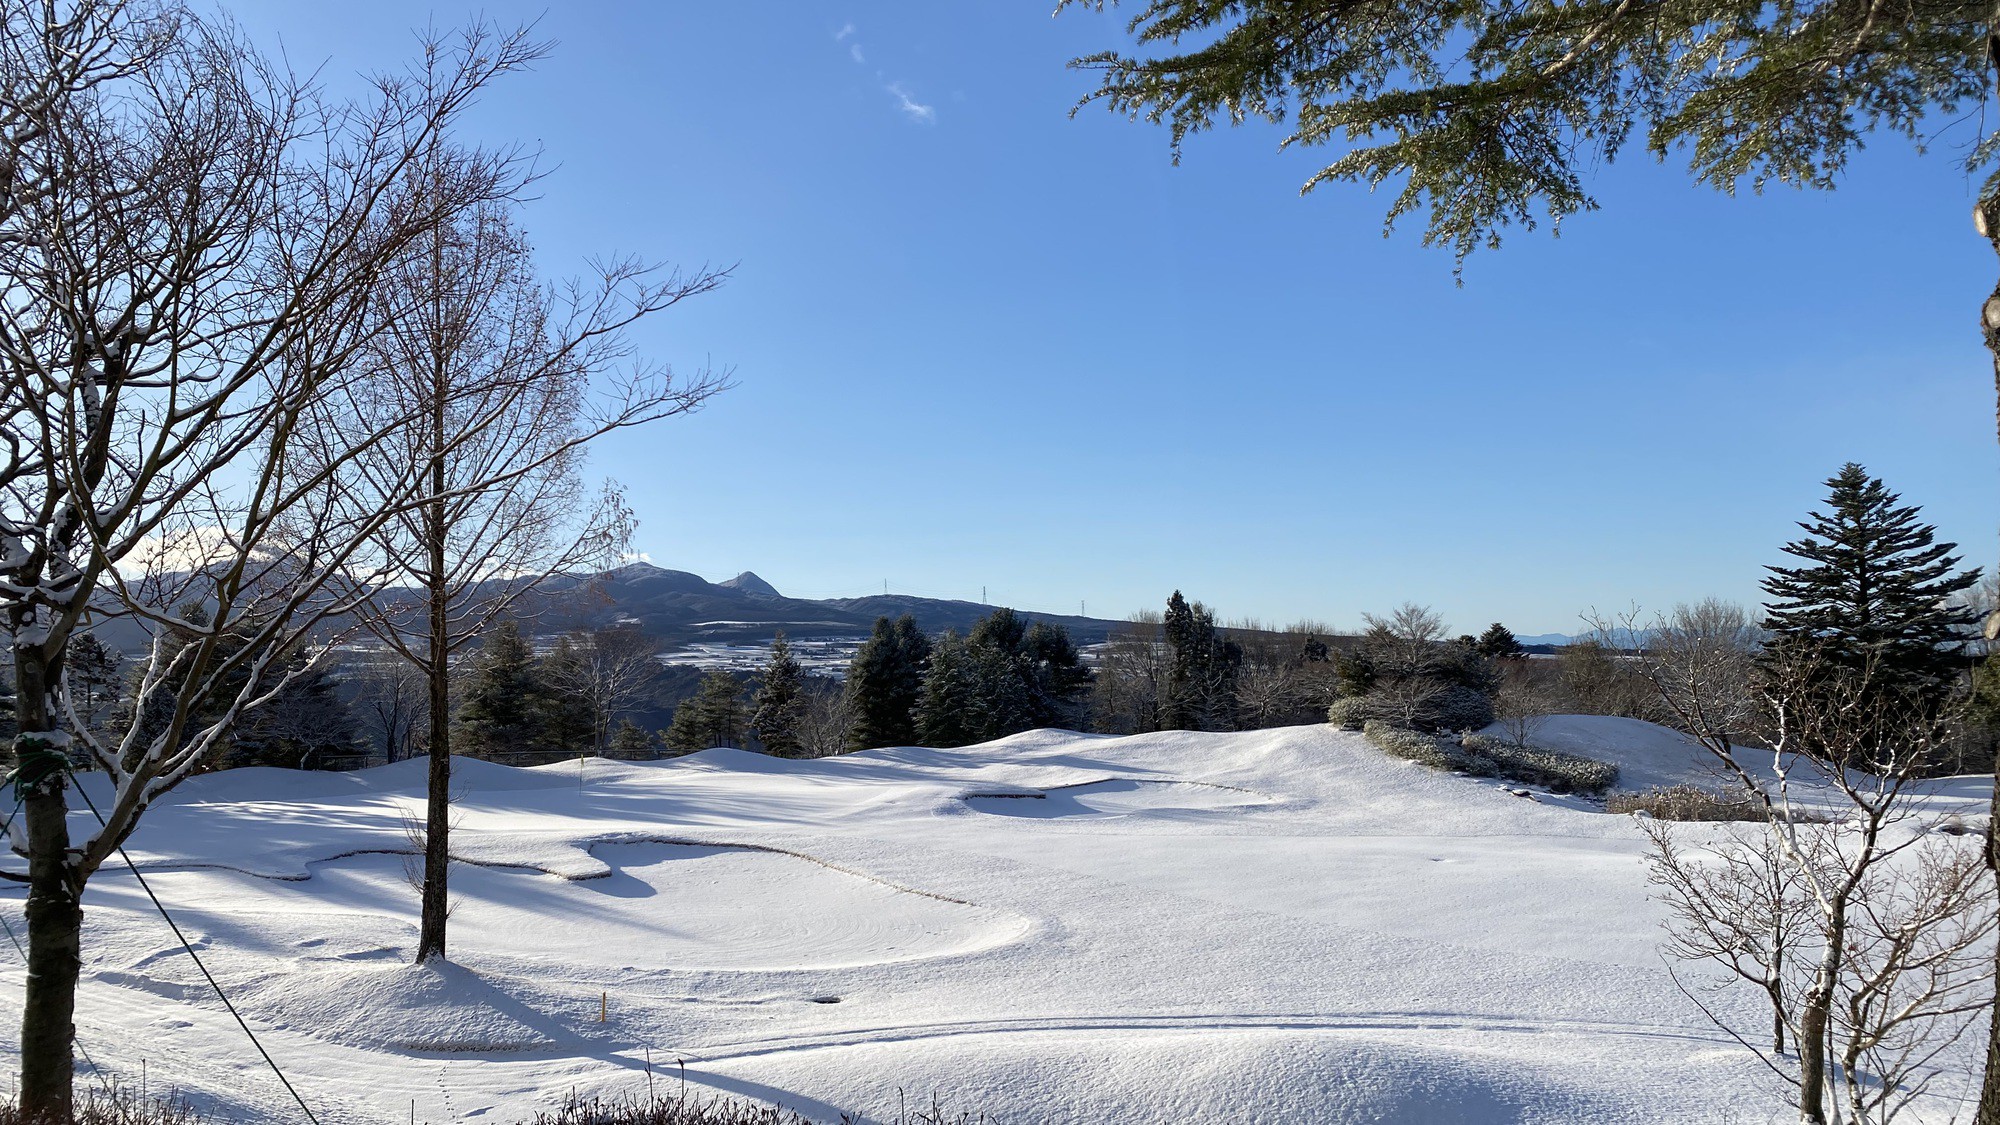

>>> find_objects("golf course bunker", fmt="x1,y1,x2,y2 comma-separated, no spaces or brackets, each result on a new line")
966,778,1272,820
464,841,1028,972
130,845,1028,976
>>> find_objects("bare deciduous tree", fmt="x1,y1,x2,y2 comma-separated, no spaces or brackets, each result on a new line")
793,678,855,758
310,153,728,963
1089,612,1168,735
1223,619,1340,730
542,625,662,756
1493,660,1556,748
1232,661,1303,729
1646,818,1809,1056
0,5,542,1112
1632,604,1994,1125
352,660,428,763
1644,598,1763,744
1361,603,1449,672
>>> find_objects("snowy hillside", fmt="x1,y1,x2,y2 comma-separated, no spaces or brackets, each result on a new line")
1484,714,1751,792
0,722,1987,1123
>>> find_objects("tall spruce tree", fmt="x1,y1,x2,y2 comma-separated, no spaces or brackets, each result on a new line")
845,615,930,750
1162,591,1241,731
1161,592,1202,730
918,611,1092,747
750,633,808,757
967,609,1037,737
455,619,545,761
531,637,597,755
1021,620,1093,727
608,719,653,755
665,670,746,751
916,631,983,748
1761,464,1979,709
1476,623,1524,661
61,633,122,736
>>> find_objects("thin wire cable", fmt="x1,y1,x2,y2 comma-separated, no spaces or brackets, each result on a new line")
72,781,323,1125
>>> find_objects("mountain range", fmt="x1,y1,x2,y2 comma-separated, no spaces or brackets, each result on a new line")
84,560,1596,656
77,563,1133,657
471,563,1132,649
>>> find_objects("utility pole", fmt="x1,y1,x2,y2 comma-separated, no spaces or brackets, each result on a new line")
982,585,986,603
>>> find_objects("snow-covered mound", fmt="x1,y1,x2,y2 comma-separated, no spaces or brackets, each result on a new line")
0,724,1986,1123
235,960,563,1053
1479,714,1751,792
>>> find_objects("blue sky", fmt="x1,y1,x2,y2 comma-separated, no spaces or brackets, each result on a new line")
233,2,1997,637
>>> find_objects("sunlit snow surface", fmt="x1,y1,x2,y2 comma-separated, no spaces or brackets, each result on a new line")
0,721,1989,1123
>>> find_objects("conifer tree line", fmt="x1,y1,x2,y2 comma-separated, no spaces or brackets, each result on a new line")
32,460,1992,773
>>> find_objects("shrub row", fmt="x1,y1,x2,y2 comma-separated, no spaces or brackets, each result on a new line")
1326,686,1493,734
1606,784,1765,822
1362,721,1619,795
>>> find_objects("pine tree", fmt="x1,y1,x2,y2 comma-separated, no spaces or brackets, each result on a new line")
228,654,358,770
967,609,1036,737
123,605,226,760
750,633,808,756
1022,620,1092,727
916,631,982,748
1761,464,1980,709
1476,623,1524,660
893,615,933,715
608,719,653,755
61,633,122,733
845,615,930,750
1161,592,1201,730
531,636,596,755
916,612,1091,747
1161,591,1239,730
664,670,746,751
455,619,545,760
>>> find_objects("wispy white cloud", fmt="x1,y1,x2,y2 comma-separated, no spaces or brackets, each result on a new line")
835,21,936,125
886,81,936,124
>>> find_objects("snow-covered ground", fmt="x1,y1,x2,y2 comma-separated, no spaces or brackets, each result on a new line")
0,721,1989,1123
656,637,860,676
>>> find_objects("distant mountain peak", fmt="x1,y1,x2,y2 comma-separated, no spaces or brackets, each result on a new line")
720,571,780,598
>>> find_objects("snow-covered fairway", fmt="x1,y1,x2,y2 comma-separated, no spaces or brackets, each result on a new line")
0,723,1986,1123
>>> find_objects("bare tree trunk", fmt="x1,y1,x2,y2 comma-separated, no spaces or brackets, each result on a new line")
1973,171,2000,1124
1797,886,1856,1125
1769,857,1789,1057
417,606,450,962
1798,963,1835,1125
416,382,451,963
1976,731,2000,1124
14,644,78,1120
1768,971,1786,1057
